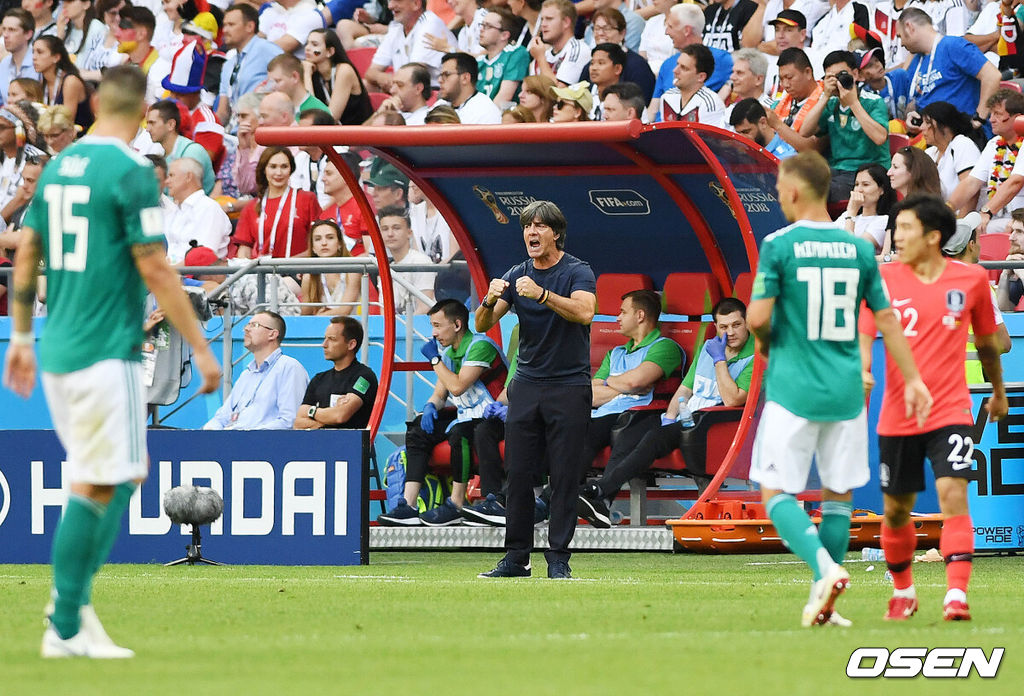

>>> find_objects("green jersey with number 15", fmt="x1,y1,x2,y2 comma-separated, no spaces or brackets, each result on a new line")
751,221,888,421
23,136,165,374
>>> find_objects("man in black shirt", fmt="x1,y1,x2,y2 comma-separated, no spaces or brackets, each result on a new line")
476,200,597,580
294,316,378,430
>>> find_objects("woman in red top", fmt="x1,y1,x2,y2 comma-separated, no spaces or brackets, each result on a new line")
235,146,321,258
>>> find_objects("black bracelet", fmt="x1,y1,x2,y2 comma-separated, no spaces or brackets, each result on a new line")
481,297,496,309
538,289,550,305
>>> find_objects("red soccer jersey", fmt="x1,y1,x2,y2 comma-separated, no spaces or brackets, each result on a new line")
321,197,367,256
859,260,997,436
234,189,322,258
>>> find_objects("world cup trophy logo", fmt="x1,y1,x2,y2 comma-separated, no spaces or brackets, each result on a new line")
709,181,737,220
473,185,509,224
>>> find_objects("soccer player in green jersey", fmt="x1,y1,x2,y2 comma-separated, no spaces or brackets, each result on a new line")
3,65,222,658
747,151,931,628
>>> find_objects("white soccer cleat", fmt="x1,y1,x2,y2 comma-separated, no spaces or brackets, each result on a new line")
826,610,852,627
40,626,135,659
80,605,125,650
801,564,850,628
45,603,125,650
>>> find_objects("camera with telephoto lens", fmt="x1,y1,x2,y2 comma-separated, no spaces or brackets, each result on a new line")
836,71,855,90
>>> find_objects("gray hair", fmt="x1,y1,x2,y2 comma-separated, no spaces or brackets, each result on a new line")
172,156,205,184
236,91,262,116
670,3,704,32
732,48,768,78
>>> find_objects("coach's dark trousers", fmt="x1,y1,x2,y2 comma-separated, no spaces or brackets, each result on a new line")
504,379,592,566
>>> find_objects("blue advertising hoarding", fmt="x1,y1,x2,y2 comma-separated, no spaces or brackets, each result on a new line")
967,389,1024,552
0,430,369,565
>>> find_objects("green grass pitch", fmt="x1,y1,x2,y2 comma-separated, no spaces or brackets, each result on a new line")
3,551,1024,695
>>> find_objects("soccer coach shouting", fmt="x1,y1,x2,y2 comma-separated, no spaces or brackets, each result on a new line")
476,201,597,580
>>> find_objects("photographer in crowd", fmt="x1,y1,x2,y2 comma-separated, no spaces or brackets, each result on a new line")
798,50,890,203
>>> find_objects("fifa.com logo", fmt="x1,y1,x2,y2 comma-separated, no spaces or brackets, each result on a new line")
846,647,1004,678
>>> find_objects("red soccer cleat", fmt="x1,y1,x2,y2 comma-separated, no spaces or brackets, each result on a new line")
884,596,919,621
943,600,971,621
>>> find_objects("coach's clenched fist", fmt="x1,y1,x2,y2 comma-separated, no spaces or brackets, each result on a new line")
515,275,543,300
484,278,509,306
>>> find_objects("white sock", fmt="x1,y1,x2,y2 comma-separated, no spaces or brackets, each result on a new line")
893,585,916,599
944,588,967,605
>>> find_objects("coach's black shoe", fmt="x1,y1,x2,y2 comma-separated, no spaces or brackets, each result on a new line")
478,557,531,578
547,561,572,579
577,489,611,529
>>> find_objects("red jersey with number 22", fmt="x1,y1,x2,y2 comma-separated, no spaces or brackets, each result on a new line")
859,260,996,436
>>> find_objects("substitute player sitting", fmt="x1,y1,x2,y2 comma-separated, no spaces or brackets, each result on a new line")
747,151,931,628
859,194,1008,622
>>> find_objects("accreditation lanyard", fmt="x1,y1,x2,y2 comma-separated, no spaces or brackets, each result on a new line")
257,188,296,257
908,35,940,103
229,353,280,421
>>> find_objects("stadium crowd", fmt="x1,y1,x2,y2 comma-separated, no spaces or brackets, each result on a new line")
3,0,1024,315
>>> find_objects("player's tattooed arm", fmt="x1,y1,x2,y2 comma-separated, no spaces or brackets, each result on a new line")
10,227,41,318
131,241,167,260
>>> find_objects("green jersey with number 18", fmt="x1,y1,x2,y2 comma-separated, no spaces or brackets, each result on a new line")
23,136,165,374
751,221,888,421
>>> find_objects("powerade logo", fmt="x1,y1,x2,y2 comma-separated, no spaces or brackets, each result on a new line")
846,647,1004,678
0,466,10,529
588,190,650,216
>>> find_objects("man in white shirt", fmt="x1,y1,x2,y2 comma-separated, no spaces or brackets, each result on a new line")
810,0,870,56
164,157,232,263
365,0,454,92
437,52,502,123
368,62,434,125
0,9,39,104
528,0,591,85
258,0,323,59
377,205,435,315
660,43,726,127
725,47,774,124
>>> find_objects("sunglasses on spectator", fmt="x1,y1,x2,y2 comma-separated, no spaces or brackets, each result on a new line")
554,100,575,110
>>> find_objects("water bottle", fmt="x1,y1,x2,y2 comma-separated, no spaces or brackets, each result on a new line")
678,398,696,428
861,547,885,562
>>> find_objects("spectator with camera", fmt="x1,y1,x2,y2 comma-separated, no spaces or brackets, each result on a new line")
797,50,890,202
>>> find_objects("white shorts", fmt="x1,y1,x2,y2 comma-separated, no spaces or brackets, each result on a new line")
750,401,869,495
42,359,149,485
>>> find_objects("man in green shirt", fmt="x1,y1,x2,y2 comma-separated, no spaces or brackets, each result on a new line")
797,50,891,203
746,151,929,628
377,299,508,527
3,65,221,658
578,297,753,527
476,7,530,104
575,290,682,519
266,52,333,119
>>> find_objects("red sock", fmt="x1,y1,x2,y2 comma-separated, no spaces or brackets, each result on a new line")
940,514,974,594
882,521,917,590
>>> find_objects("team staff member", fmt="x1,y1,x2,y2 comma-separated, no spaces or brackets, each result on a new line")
294,316,378,430
859,194,1007,622
475,200,596,580
3,65,221,658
